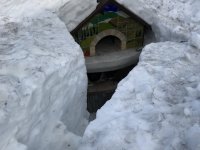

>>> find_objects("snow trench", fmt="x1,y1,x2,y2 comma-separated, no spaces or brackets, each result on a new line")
1,0,200,150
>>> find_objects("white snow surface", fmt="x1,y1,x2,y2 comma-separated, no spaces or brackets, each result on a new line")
116,0,200,49
80,42,200,150
1,0,200,150
0,0,96,150
58,0,96,31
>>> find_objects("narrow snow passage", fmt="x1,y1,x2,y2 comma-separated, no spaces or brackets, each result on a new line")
87,65,138,116
1,0,200,150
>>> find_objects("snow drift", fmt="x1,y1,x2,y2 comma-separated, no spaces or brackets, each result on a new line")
58,0,96,31
80,42,200,150
116,0,200,49
0,0,96,150
1,0,200,150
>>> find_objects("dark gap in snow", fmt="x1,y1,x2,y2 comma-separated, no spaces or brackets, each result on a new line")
87,64,138,121
84,28,155,121
95,36,121,55
69,23,155,122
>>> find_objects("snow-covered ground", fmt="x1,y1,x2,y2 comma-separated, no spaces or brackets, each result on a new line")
1,0,200,150
80,42,200,150
0,0,96,150
116,0,200,49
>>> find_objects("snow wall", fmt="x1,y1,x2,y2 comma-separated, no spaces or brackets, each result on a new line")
80,42,200,150
116,0,200,49
0,0,96,150
1,0,200,150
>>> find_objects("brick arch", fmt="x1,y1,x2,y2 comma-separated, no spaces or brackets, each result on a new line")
90,29,127,56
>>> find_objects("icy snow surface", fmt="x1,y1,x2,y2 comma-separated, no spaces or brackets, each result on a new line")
0,0,96,150
80,42,200,150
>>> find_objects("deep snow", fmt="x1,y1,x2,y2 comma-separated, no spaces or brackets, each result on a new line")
115,0,200,50
0,0,96,150
1,0,200,150
79,42,200,150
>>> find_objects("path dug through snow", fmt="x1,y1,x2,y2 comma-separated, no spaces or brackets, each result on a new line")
1,0,200,150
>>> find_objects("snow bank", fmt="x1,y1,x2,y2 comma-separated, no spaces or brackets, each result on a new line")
1,0,200,150
0,0,97,31
58,0,97,31
79,42,200,150
0,0,93,150
116,0,200,49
